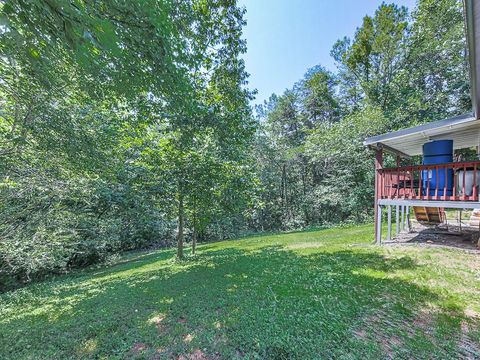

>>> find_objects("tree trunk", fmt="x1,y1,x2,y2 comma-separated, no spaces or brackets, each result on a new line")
192,226,197,255
282,164,287,211
176,192,184,259
192,208,197,255
301,158,309,225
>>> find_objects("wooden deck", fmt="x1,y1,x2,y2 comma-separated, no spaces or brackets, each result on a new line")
377,160,480,202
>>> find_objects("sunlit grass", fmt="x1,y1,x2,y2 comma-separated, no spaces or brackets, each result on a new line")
1,224,479,359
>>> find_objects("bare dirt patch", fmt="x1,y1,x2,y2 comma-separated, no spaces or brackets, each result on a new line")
385,222,480,252
353,308,437,357
411,309,435,334
354,306,480,359
353,328,367,340
148,314,169,335
177,349,219,360
353,311,404,357
465,308,480,319
458,320,480,359
183,333,194,343
129,342,148,354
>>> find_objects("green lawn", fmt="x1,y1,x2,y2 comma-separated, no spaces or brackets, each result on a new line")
1,225,479,359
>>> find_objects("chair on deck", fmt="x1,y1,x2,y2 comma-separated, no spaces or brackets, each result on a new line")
388,172,418,198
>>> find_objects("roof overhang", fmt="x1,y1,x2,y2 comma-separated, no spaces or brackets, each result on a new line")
364,113,480,157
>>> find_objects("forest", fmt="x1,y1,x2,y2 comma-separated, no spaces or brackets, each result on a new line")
0,0,471,289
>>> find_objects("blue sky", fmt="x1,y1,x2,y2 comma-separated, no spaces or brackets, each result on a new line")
239,0,417,104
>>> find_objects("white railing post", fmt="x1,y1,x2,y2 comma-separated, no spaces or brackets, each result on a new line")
376,204,383,245
387,205,392,241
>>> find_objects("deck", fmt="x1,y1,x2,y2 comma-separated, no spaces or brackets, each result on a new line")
377,160,480,205
375,160,480,243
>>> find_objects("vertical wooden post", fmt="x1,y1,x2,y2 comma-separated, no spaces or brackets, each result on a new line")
374,147,383,242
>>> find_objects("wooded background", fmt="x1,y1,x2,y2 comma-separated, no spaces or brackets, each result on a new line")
0,0,471,289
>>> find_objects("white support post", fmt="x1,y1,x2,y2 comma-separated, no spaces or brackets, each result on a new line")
387,205,392,241
460,209,463,232
406,206,411,232
396,205,400,237
401,205,405,232
376,205,383,245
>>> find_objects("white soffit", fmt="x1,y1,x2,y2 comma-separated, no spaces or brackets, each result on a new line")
364,113,480,156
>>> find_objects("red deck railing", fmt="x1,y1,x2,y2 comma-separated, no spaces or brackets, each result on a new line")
377,161,480,201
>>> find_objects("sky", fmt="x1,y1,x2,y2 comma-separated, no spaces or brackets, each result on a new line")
239,0,417,105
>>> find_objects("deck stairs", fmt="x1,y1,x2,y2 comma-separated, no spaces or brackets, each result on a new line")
413,206,445,224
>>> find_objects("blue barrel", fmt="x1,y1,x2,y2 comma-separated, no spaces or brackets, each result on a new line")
422,140,453,196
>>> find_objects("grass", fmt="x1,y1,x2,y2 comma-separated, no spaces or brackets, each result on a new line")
1,224,480,359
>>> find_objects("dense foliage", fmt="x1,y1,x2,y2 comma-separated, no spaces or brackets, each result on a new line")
0,0,256,288
0,0,471,289
250,0,470,231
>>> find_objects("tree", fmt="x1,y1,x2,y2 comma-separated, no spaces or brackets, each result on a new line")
0,0,256,286
401,0,470,124
331,3,409,116
299,66,340,126
252,0,469,231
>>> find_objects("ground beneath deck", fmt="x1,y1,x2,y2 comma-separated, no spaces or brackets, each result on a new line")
385,221,480,252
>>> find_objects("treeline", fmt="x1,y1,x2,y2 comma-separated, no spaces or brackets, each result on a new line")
249,0,470,231
0,0,256,289
0,0,471,289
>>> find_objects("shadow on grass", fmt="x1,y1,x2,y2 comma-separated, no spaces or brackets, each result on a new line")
0,244,477,359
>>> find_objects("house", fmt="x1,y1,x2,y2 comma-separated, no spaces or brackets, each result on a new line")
364,0,480,244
